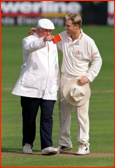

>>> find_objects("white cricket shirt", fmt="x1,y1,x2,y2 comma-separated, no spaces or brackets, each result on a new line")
57,29,102,82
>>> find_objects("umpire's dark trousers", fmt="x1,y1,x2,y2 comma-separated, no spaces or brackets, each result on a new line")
21,96,56,150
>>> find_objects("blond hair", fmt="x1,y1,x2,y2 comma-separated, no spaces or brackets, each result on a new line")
65,13,82,27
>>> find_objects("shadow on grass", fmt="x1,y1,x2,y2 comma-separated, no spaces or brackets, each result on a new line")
1,148,60,156
1,147,41,153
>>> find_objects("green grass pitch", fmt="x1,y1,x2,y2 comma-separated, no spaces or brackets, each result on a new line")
1,25,114,167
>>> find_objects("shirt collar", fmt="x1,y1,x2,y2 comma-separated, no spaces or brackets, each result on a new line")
78,29,83,40
33,31,39,38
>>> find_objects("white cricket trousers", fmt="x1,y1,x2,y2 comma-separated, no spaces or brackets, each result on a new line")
58,73,90,147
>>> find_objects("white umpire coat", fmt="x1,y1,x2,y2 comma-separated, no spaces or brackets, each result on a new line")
12,32,60,100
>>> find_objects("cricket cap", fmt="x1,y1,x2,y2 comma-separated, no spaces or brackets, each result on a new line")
37,18,55,30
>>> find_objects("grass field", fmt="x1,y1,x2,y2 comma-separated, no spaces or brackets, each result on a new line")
1,25,114,167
